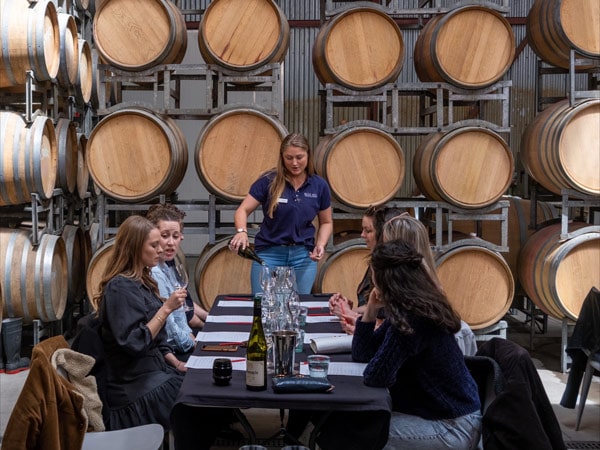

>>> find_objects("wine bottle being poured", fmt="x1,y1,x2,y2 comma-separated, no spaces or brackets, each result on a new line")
230,239,266,266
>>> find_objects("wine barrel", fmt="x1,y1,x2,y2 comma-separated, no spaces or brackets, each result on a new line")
93,0,187,71
0,112,58,206
315,236,370,305
435,243,514,330
87,107,188,202
61,224,87,303
74,39,93,104
194,238,253,310
414,5,514,89
55,118,78,195
521,98,600,196
0,0,60,87
518,222,599,321
450,196,558,284
56,13,79,88
86,238,114,304
313,5,404,90
0,228,68,323
198,0,289,72
194,108,288,202
527,0,600,70
314,127,405,209
413,126,514,209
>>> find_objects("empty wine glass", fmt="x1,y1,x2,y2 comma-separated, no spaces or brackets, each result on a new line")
173,261,193,312
261,305,277,374
259,265,274,294
286,290,301,330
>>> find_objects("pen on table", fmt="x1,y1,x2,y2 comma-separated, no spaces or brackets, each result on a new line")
229,358,246,363
222,296,253,300
218,341,244,346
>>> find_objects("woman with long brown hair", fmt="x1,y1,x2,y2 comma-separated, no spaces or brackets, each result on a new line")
350,239,481,449
231,133,333,294
92,215,187,430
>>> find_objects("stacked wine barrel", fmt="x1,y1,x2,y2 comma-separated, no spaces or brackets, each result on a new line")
0,0,96,327
514,0,600,322
311,3,519,330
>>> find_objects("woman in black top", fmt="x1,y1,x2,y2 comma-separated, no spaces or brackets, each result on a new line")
91,215,187,430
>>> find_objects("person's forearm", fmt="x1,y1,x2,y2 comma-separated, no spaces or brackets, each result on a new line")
164,352,186,371
233,208,248,231
147,304,175,338
316,222,333,248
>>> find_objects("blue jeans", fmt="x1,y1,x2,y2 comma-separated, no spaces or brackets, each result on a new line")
251,245,317,295
383,411,482,450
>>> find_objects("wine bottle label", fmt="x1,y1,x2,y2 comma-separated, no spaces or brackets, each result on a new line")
246,360,266,387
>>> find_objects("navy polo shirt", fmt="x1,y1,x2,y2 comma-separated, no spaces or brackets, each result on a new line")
249,172,331,251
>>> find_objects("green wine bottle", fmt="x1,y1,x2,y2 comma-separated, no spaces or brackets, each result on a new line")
238,245,266,266
246,295,267,391
229,238,266,265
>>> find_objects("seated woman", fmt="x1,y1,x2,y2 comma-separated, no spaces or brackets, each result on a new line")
350,239,482,449
147,203,208,360
328,205,405,332
339,214,477,355
90,215,188,430
146,204,208,330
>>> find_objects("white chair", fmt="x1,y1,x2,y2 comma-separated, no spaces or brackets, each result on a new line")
82,423,164,450
575,351,600,431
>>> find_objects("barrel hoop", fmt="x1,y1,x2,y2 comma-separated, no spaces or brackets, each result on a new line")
3,232,17,318
29,117,47,199
21,233,33,322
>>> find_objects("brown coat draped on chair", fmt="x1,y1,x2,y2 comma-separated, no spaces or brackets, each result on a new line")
2,336,88,450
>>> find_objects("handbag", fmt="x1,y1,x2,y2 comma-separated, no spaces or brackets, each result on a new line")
271,376,334,394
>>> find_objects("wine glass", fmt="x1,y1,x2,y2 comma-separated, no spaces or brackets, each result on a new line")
286,290,301,330
173,262,193,312
259,265,274,294
261,298,277,374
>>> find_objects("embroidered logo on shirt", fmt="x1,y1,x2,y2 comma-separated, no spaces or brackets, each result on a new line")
304,192,318,198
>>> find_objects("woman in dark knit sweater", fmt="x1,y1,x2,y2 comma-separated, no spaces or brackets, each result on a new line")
352,239,482,449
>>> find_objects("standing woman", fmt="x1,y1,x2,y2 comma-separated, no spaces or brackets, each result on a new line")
230,133,333,294
91,215,187,430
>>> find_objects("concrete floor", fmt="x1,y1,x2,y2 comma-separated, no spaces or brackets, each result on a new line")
1,312,598,448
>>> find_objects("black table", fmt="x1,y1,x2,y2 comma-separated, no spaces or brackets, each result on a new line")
172,294,392,448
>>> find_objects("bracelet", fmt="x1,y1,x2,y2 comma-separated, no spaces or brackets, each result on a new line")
155,314,164,323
